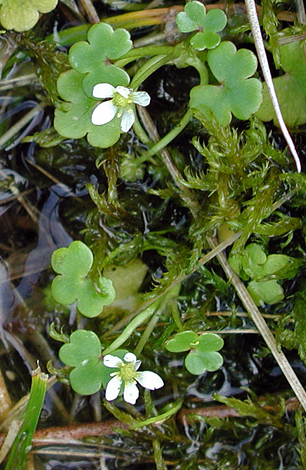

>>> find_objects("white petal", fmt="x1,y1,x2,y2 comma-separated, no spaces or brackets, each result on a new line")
105,375,122,401
92,83,115,99
123,381,139,404
131,91,151,106
91,101,117,126
103,354,123,368
136,371,164,390
134,360,141,371
116,86,131,99
120,108,135,132
123,352,137,363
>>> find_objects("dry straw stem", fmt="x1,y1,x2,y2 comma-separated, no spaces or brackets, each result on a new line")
207,235,306,412
245,0,302,173
139,102,306,411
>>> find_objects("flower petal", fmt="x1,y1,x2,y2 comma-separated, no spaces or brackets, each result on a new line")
123,381,139,404
130,91,151,107
91,101,117,126
120,108,135,132
134,360,141,371
92,83,115,99
123,352,137,363
105,375,122,401
136,371,164,390
103,354,123,368
116,86,131,99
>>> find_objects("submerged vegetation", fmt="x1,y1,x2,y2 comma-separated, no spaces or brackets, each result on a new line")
1,0,306,468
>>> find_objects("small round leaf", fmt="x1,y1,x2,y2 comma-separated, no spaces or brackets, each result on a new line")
185,350,224,375
166,331,198,352
59,330,101,367
51,241,116,317
190,41,262,125
247,279,284,306
69,358,104,395
196,333,224,352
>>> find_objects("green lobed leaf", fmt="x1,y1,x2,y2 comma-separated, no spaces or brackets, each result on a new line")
247,279,284,306
68,22,131,95
51,241,116,317
256,40,306,127
262,254,296,277
190,41,262,125
185,349,224,375
166,330,198,352
54,69,121,148
59,330,102,367
69,358,105,395
59,330,104,395
0,0,58,32
241,243,267,280
196,333,224,352
176,1,227,50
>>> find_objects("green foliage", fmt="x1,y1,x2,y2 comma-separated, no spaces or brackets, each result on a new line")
176,1,227,50
58,330,129,395
68,22,131,95
190,41,262,126
0,0,58,32
247,279,284,305
214,393,290,430
54,23,132,147
257,39,306,126
51,241,116,317
228,243,302,305
59,330,105,395
4,367,48,470
277,289,306,362
166,330,224,375
54,70,122,148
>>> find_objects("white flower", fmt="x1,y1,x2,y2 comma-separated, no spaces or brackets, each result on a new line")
103,352,164,405
91,83,151,132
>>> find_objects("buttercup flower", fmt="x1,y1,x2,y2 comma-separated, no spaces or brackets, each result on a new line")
91,83,151,132
103,352,164,404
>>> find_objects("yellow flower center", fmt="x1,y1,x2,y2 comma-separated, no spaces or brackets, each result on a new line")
119,361,136,381
113,91,133,109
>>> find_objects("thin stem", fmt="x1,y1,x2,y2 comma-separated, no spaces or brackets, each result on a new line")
134,285,180,356
0,103,45,149
78,0,100,23
0,74,38,91
207,235,306,412
132,108,152,146
139,106,199,216
152,438,167,470
185,56,209,84
245,0,301,172
130,55,171,90
296,0,306,25
102,299,161,355
139,107,194,159
134,308,162,357
171,301,184,331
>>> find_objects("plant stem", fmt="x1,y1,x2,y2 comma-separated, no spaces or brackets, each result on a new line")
78,0,100,23
130,54,171,89
139,107,194,159
245,0,301,172
134,285,180,356
0,103,45,149
207,235,306,412
132,109,152,146
102,299,161,355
